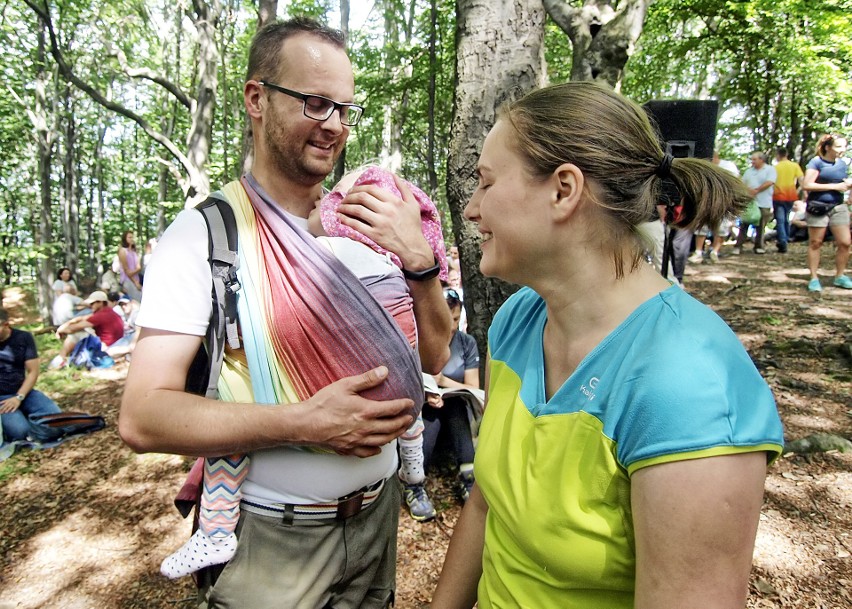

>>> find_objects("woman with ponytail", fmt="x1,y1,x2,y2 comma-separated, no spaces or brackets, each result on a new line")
431,81,784,609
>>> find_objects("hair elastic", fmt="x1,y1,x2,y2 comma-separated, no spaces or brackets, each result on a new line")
655,153,674,179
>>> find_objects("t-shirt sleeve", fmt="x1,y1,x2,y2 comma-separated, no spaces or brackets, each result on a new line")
766,166,778,182
22,331,37,361
462,333,480,370
613,313,784,474
136,209,213,336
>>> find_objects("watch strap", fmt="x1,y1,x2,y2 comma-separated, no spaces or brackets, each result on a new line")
402,259,440,281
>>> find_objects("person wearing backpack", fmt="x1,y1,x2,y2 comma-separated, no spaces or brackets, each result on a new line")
119,18,451,609
0,308,62,446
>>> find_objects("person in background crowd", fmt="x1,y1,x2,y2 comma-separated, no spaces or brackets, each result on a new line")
772,146,804,254
51,268,87,326
690,151,740,263
0,307,62,446
117,230,143,301
734,151,777,255
430,81,784,609
52,267,78,297
50,291,127,369
801,134,852,291
405,288,480,520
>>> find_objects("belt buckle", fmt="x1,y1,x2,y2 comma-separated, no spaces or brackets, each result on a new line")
336,490,365,520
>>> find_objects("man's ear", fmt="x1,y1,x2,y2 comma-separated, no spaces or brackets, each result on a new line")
245,81,264,119
552,163,585,222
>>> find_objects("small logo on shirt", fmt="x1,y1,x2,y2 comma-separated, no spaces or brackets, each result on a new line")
580,376,599,401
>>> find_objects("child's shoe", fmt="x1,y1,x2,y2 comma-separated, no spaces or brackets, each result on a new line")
402,483,436,522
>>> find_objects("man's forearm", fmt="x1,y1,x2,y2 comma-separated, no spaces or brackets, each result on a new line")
408,278,452,374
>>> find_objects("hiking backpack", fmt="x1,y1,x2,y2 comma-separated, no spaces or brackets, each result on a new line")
185,195,242,398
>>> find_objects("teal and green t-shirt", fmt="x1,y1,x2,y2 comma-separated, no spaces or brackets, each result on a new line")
476,286,784,608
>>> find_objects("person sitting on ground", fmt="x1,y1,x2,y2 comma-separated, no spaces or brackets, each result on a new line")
789,200,809,242
51,267,88,326
408,288,481,519
98,258,121,294
50,291,128,369
0,307,62,447
104,294,141,360
159,165,450,577
52,267,78,297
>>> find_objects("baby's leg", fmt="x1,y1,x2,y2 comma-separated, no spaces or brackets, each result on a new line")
160,454,249,579
398,416,426,485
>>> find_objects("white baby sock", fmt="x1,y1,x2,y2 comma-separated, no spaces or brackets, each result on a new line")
398,436,426,485
160,529,238,579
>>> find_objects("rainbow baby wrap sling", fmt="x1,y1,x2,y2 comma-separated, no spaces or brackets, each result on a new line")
199,176,424,538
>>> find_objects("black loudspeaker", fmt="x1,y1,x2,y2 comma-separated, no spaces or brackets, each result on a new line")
642,99,719,161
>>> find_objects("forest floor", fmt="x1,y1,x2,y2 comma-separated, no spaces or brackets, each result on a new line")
0,238,850,609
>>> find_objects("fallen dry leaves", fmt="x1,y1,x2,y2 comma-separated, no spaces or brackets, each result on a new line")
1,240,850,608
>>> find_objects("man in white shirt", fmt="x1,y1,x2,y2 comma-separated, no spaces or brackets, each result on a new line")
734,151,778,254
118,17,450,608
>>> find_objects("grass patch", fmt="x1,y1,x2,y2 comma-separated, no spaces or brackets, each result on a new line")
0,455,38,484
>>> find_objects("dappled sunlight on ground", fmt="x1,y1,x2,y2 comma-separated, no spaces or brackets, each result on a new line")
2,242,850,608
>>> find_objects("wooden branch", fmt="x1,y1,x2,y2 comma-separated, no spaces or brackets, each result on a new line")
23,0,198,191
106,44,192,109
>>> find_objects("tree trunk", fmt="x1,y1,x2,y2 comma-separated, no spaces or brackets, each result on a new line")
241,0,279,175
62,87,79,274
334,0,351,183
184,0,222,206
544,0,652,88
448,0,546,369
34,17,55,321
426,0,438,199
380,0,404,172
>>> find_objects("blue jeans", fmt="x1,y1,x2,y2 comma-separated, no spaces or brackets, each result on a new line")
0,390,62,442
773,201,794,251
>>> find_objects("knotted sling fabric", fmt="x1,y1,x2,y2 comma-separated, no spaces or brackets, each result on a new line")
220,176,424,415
320,167,449,283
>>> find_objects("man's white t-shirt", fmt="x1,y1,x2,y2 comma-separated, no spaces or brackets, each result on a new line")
743,164,778,209
137,209,398,505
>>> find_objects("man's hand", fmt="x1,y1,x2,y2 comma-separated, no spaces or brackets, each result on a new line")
303,366,415,458
337,175,434,272
0,396,22,414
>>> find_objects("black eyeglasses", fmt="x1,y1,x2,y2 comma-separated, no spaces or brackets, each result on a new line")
260,80,364,127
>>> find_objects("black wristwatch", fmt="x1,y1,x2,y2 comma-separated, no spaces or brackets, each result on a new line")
402,259,440,281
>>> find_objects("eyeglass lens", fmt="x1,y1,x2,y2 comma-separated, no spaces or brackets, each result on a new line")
303,95,362,126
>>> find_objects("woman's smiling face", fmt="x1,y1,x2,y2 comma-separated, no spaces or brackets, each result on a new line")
464,120,555,283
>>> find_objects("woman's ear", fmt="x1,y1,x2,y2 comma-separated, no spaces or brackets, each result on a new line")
552,163,585,222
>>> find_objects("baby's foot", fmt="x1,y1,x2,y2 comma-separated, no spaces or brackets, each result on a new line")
398,439,425,485
160,529,237,579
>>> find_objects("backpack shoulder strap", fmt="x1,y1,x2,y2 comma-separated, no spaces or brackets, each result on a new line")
193,195,241,399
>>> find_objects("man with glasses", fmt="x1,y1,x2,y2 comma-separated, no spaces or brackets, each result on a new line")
120,17,450,609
